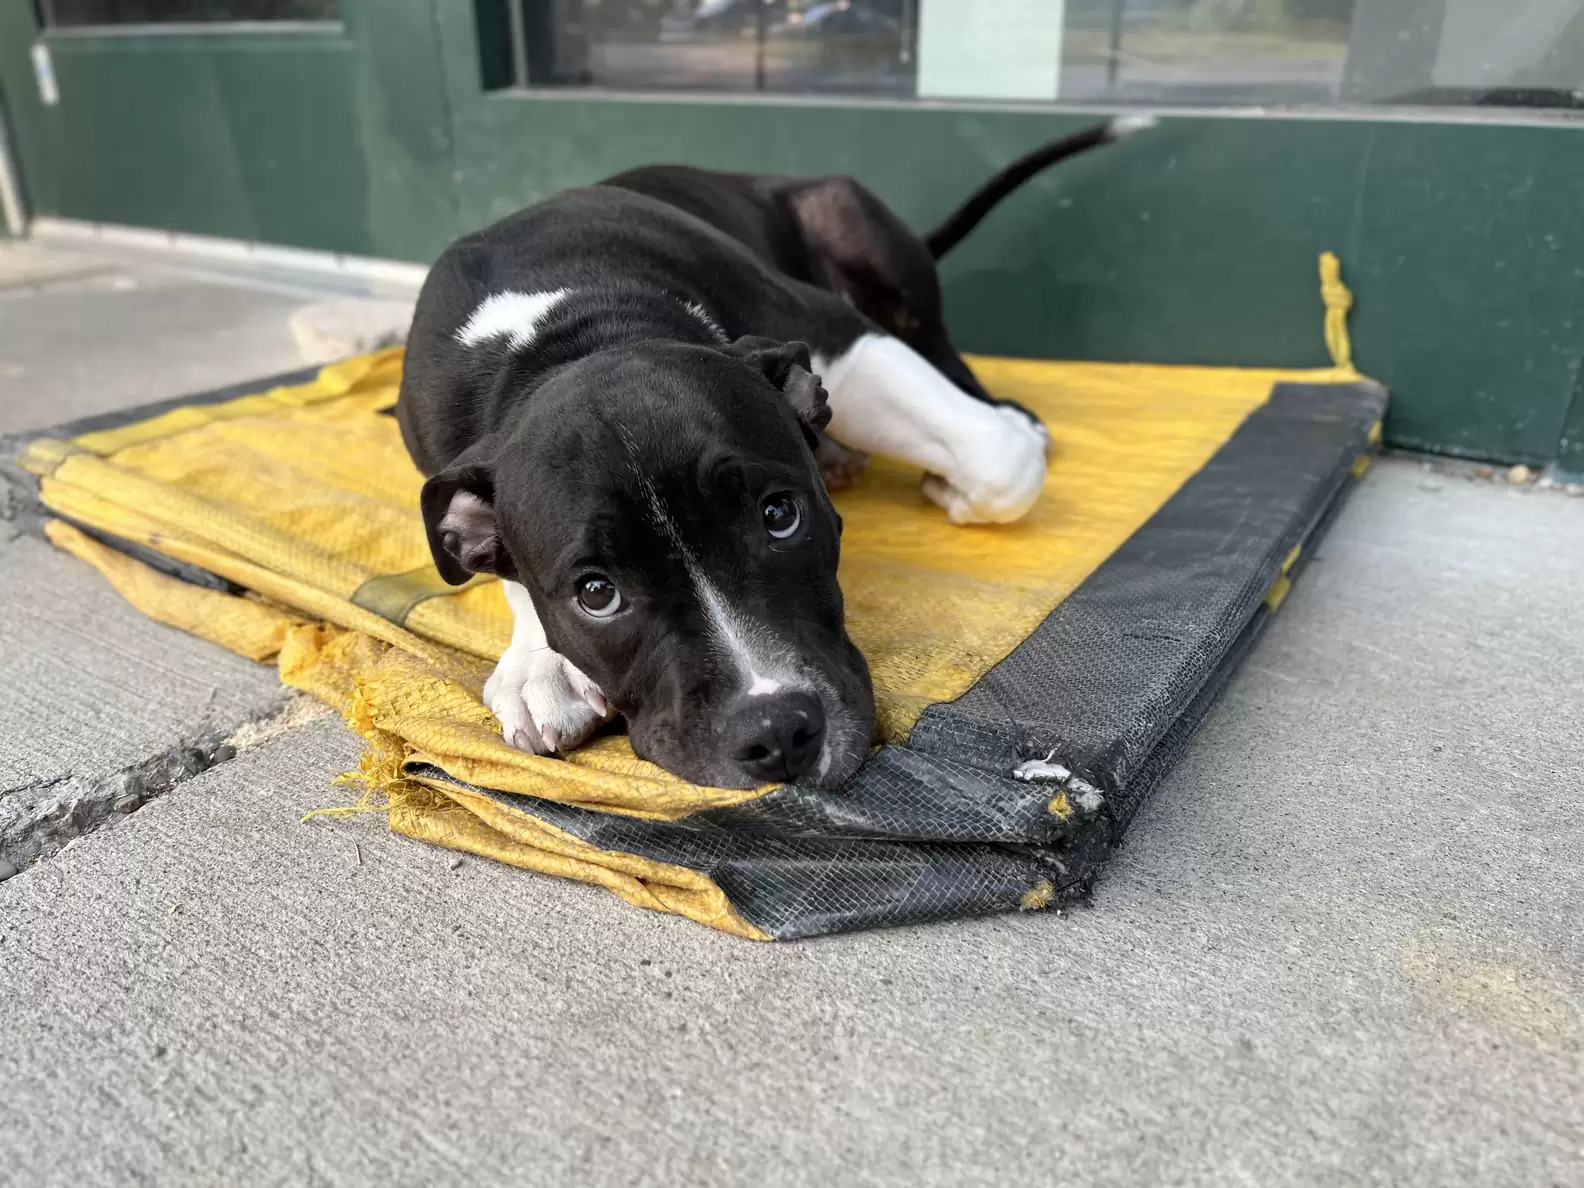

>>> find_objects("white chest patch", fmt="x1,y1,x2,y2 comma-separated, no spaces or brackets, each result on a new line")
455,288,570,351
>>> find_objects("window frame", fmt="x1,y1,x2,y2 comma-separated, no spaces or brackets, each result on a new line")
33,0,343,35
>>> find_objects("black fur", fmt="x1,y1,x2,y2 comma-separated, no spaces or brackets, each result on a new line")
396,118,1131,787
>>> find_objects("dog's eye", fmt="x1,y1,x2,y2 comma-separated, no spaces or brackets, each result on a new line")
576,575,623,618
762,493,801,540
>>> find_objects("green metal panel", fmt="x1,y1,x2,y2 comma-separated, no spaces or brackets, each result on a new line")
436,96,1358,370
340,0,462,261
0,0,459,258
1347,120,1584,463
11,23,370,249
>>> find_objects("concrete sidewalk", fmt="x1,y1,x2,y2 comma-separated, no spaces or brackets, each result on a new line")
1,241,1580,1186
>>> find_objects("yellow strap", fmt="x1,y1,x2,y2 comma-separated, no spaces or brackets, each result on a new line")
1264,575,1293,613
1319,251,1355,372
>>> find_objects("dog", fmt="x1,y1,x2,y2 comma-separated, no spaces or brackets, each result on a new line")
397,115,1154,790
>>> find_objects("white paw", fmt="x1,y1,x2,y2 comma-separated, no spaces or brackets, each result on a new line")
925,405,1050,524
483,645,610,755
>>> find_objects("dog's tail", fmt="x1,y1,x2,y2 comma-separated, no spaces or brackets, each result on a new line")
924,114,1158,260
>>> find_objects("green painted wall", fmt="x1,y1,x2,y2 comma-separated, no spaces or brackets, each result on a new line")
0,0,459,257
3,0,1582,467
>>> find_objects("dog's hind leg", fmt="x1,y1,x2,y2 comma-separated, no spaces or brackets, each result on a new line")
814,432,869,491
786,178,1044,428
485,580,612,754
813,332,1049,525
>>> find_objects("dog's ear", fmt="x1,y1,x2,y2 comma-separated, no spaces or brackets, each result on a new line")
419,463,517,585
723,336,832,442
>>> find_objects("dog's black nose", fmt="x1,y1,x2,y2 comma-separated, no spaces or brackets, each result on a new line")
729,692,825,783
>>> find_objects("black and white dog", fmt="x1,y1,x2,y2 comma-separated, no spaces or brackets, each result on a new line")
397,115,1153,790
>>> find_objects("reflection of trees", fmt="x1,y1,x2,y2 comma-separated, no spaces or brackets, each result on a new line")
1185,0,1356,33
564,0,671,37
1159,0,1354,34
1064,0,1357,37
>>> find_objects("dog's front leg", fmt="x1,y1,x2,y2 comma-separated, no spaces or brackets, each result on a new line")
485,580,611,754
814,334,1049,524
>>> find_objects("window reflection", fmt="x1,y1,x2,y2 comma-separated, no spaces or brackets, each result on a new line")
498,0,1584,114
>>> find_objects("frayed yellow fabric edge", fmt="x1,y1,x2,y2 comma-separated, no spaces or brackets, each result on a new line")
41,524,766,936
397,777,769,940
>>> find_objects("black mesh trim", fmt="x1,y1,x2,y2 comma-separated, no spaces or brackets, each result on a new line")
413,768,1064,940
908,381,1386,796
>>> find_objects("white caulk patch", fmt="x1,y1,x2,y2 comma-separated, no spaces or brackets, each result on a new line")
1013,757,1072,782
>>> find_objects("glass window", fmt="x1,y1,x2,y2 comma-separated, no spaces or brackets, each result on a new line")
39,0,341,25
502,0,913,95
1057,0,1357,106
492,0,1584,114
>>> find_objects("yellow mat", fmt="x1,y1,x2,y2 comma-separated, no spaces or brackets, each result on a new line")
23,320,1360,935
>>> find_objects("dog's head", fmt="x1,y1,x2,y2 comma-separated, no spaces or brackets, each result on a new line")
420,336,875,789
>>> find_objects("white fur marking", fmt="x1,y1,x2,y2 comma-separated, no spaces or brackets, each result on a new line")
747,673,782,697
456,289,570,351
618,430,850,779
681,299,729,344
628,455,804,695
693,569,791,691
813,333,1048,524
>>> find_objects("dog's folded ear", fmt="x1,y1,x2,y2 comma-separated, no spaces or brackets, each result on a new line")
420,462,517,585
723,336,832,443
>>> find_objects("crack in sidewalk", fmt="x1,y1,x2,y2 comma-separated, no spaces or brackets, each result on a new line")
0,693,334,882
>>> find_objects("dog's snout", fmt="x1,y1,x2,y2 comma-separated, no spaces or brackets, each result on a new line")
729,692,825,783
